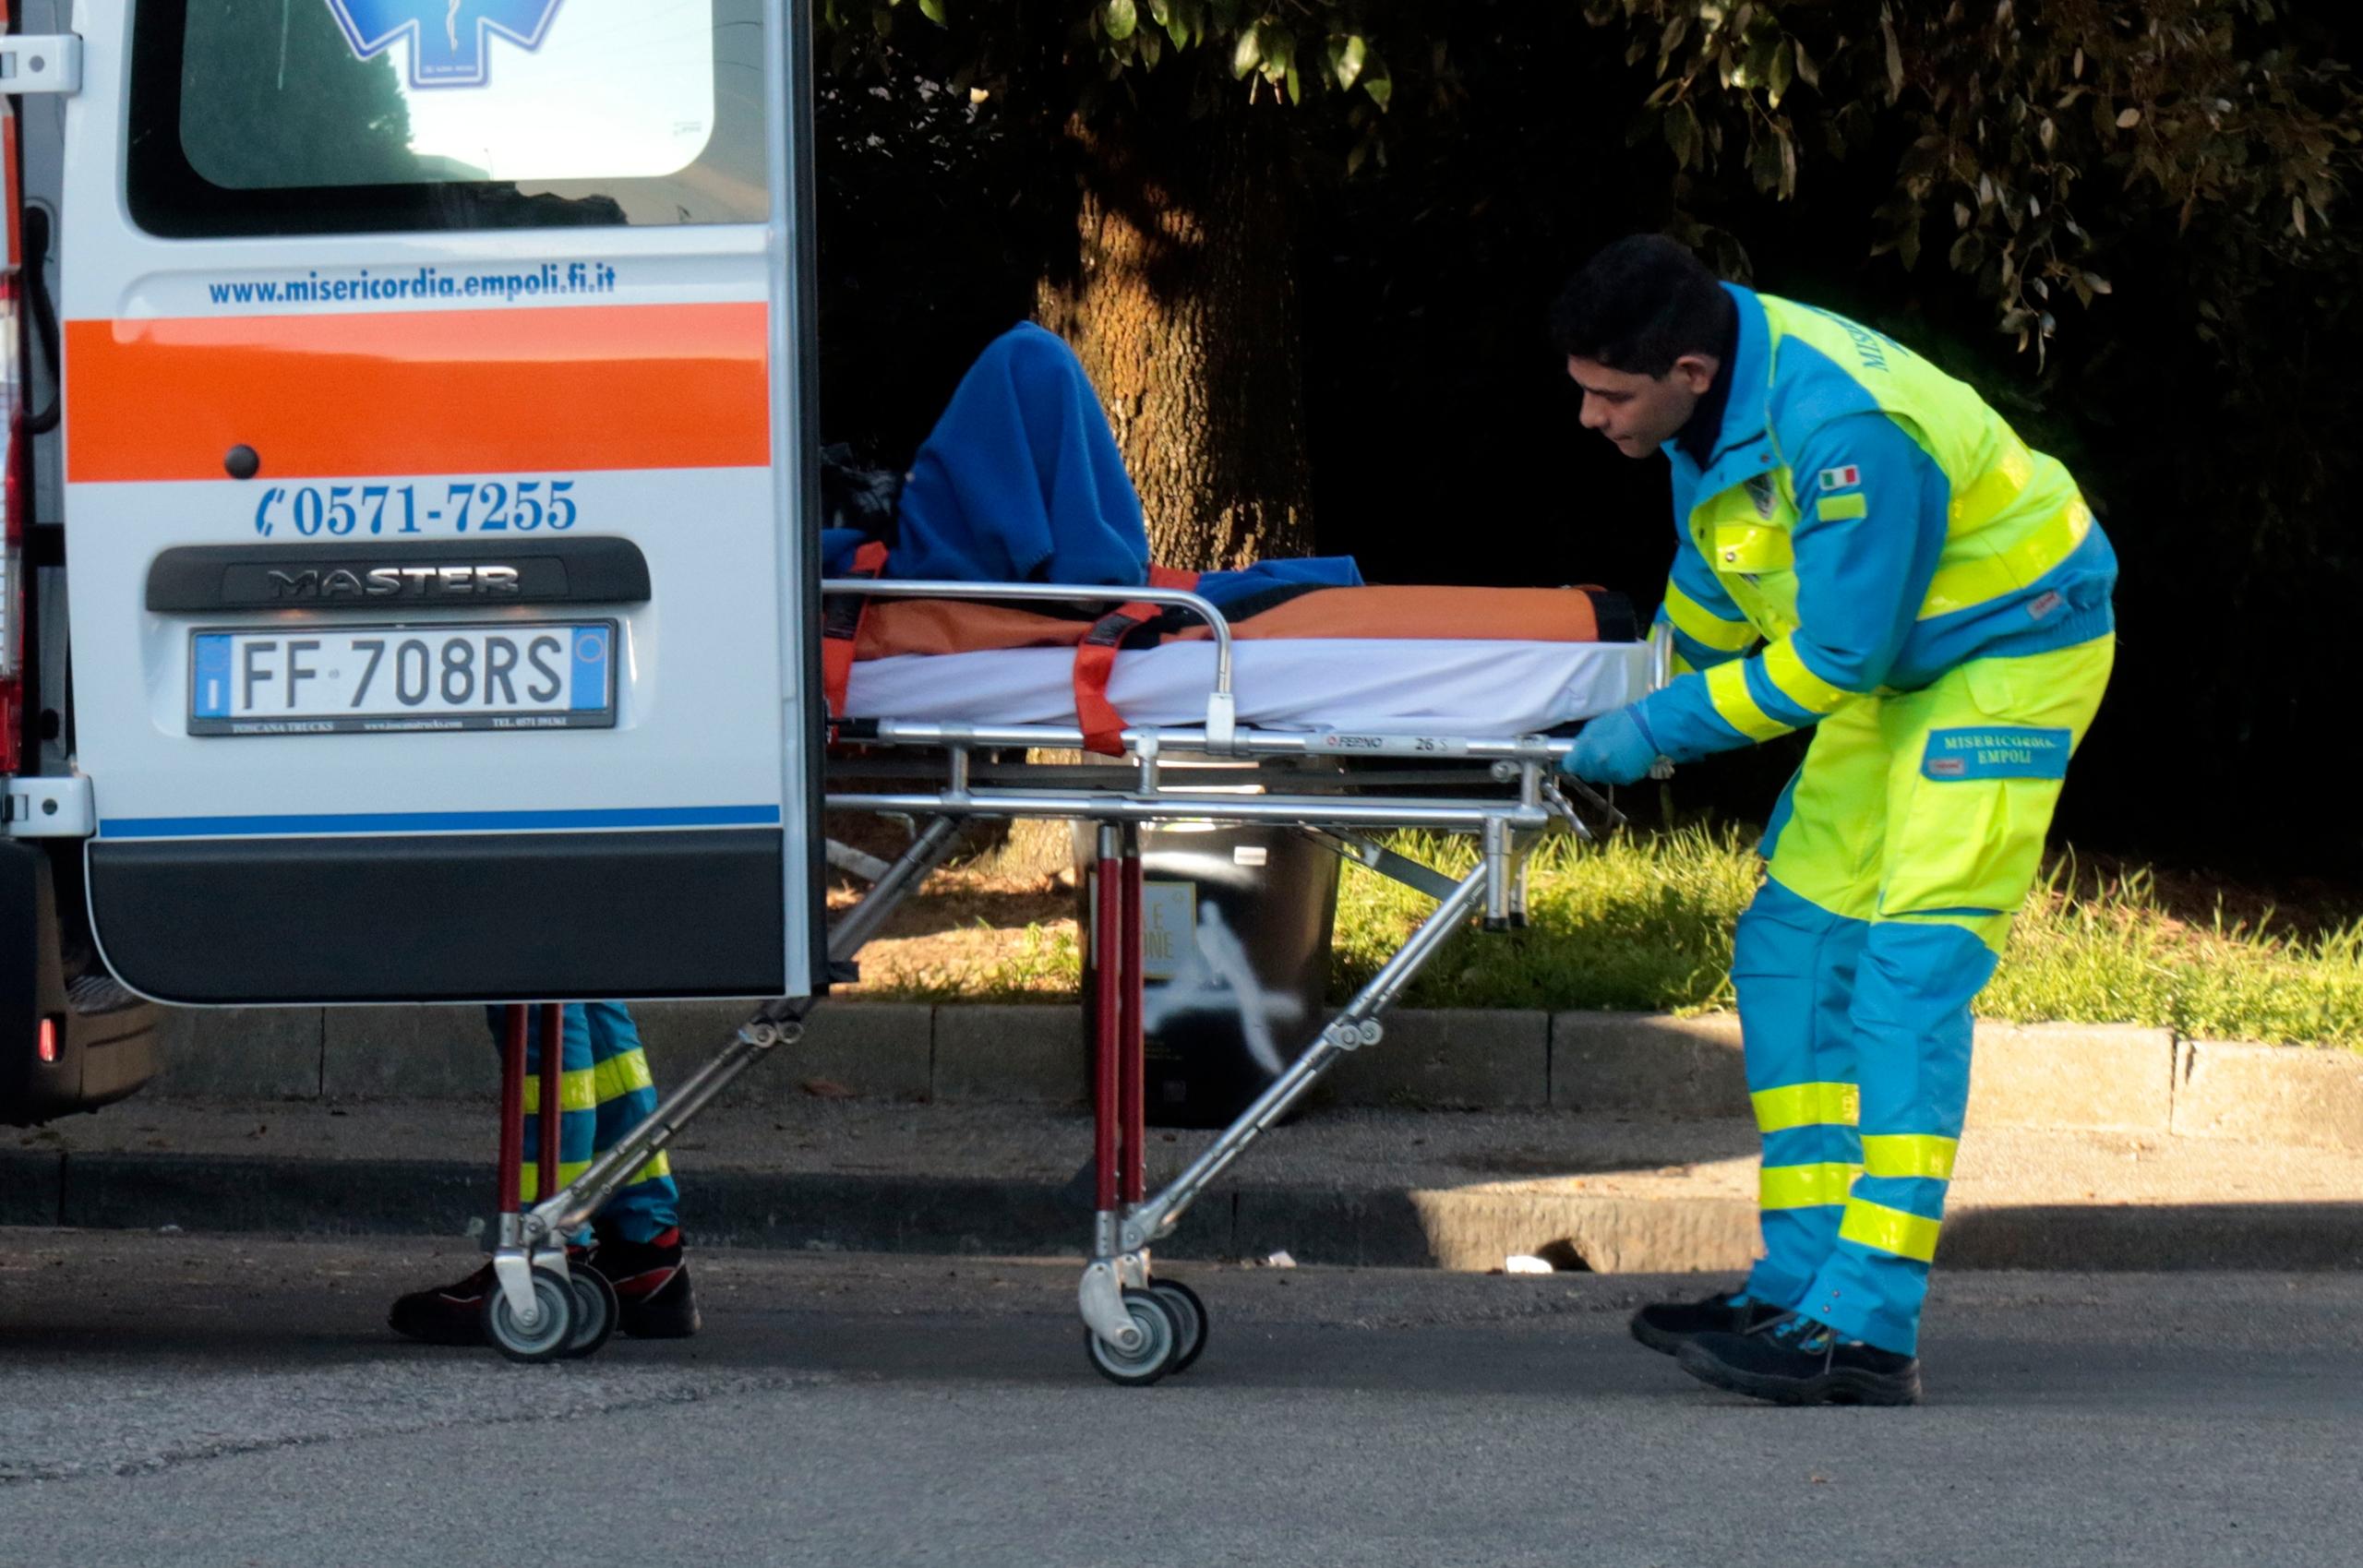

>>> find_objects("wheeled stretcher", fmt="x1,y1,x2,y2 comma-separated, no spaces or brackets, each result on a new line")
470,577,1669,1378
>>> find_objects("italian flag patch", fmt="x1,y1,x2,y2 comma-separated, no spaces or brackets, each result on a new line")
1818,465,1863,491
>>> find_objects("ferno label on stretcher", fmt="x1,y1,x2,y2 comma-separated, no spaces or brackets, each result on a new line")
1312,733,1477,758
49,0,830,1005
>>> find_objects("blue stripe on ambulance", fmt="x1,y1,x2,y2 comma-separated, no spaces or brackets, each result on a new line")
98,805,784,839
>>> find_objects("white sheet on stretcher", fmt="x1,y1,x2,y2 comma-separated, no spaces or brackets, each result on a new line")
844,639,1651,736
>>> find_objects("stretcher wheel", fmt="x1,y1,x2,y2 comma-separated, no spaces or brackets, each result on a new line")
484,1267,577,1363
1084,1287,1181,1387
1150,1278,1207,1374
562,1267,619,1359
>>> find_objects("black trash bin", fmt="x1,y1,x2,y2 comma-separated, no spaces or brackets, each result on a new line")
1080,820,1341,1129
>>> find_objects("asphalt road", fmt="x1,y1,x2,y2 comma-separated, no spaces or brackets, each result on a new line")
2,1230,2358,1566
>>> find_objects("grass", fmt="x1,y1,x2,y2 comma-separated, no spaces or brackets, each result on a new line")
847,825,2363,1047
1330,827,1758,1015
1976,865,2363,1046
849,918,1082,1003
1335,826,2363,1047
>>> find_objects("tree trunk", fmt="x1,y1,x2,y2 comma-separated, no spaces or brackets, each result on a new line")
1034,109,1313,571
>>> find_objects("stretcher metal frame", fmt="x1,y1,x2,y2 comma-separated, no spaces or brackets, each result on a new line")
476,581,1661,1377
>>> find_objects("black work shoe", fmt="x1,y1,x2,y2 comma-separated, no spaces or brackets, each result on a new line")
1629,1287,1787,1357
389,1262,496,1347
1676,1313,1923,1406
588,1226,701,1339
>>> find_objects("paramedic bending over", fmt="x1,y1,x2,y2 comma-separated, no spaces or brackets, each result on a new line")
389,1006,699,1346
1554,236,2116,1406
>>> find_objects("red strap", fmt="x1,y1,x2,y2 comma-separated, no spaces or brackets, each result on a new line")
1073,601,1158,756
821,641,857,731
1074,569,1200,752
822,542,891,728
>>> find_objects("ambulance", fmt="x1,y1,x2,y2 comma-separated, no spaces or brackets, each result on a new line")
2,0,829,1124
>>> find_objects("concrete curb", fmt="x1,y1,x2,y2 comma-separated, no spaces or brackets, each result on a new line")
1322,1010,1549,1110
7,1147,2358,1274
1967,1022,2177,1133
147,1004,2363,1149
2174,1040,2363,1151
1550,1012,1745,1118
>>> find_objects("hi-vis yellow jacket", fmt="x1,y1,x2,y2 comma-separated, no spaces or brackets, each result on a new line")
1636,285,2117,761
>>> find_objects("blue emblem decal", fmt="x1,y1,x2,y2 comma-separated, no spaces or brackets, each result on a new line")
193,636,234,720
325,0,565,90
1922,726,2073,782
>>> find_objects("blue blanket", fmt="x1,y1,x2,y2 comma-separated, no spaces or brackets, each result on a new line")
825,323,1360,608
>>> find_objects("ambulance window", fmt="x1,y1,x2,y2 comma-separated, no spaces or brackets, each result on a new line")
127,0,768,235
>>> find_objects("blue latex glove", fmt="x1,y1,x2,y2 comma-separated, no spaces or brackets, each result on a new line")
1561,705,1663,787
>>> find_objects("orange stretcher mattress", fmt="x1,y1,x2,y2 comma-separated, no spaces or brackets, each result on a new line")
851,585,1625,663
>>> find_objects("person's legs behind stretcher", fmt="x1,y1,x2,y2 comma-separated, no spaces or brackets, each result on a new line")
1637,636,2113,1401
390,1003,699,1345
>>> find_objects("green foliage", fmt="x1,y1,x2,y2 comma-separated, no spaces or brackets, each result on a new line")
1583,0,2358,358
820,0,1405,167
824,1,2356,356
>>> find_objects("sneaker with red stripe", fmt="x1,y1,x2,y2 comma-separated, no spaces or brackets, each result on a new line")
587,1226,702,1339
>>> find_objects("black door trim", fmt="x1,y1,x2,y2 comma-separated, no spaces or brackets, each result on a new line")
88,829,785,1002
146,536,652,613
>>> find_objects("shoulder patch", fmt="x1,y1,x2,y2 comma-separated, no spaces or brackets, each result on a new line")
1818,465,1862,491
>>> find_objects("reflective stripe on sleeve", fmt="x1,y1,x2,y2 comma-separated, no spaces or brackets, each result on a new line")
1664,581,1760,652
1708,660,1794,742
1761,638,1853,716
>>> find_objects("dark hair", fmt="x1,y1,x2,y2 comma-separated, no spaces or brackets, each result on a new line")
1549,235,1733,377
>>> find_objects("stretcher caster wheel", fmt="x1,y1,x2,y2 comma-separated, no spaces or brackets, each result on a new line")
484,1267,576,1363
1149,1279,1207,1374
562,1267,619,1359
1084,1287,1181,1387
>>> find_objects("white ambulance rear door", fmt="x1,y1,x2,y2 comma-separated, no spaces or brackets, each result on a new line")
59,0,826,1003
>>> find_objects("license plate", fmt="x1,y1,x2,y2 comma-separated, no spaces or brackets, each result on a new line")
188,622,617,736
